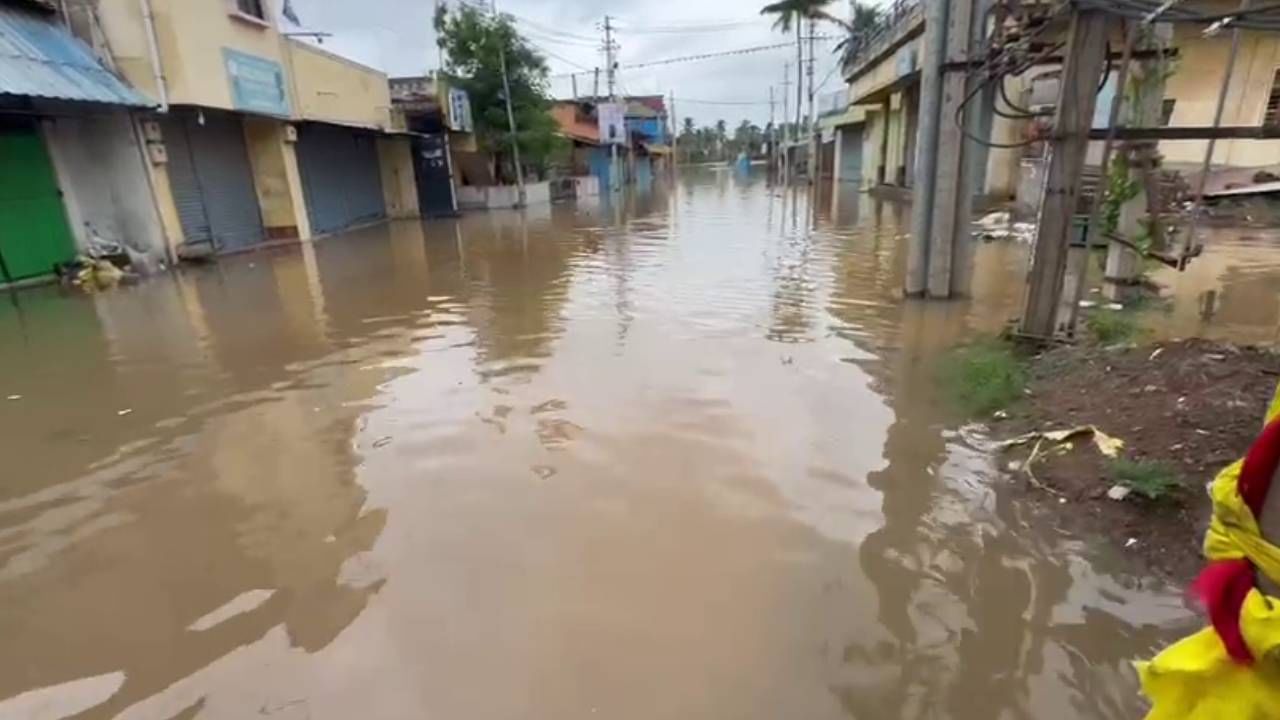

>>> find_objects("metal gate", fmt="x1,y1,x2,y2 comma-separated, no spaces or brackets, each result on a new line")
838,125,864,186
296,124,386,236
411,134,456,218
162,110,265,253
0,117,76,280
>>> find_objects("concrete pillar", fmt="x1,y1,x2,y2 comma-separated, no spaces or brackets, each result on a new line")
243,118,311,242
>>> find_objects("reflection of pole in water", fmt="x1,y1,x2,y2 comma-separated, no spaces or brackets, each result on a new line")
453,221,467,280
298,240,331,343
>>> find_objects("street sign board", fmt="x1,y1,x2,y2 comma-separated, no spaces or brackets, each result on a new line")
597,103,626,145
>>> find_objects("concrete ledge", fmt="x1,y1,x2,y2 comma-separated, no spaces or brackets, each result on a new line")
457,181,552,210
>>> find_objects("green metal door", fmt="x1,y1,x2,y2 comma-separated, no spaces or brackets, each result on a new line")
0,119,76,281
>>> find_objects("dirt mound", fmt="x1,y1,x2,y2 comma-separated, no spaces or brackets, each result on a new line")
998,339,1280,581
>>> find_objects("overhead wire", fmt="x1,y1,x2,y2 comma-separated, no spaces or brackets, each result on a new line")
549,41,797,78
674,97,772,105
613,19,763,34
1073,0,1280,29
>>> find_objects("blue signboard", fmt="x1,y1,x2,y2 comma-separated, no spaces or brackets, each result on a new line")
223,48,290,117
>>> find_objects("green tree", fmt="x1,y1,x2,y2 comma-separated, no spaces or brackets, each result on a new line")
436,4,565,181
760,0,815,133
836,1,885,65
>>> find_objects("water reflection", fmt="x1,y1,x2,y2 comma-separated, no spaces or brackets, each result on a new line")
0,169,1264,719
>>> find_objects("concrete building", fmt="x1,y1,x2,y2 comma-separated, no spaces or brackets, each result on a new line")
78,0,418,258
834,0,1280,208
0,0,165,283
552,97,665,190
389,73,474,218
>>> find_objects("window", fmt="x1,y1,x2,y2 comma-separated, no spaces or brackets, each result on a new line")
1266,69,1280,127
235,0,267,21
1160,98,1176,127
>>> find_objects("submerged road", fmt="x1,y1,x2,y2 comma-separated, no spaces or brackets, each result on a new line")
8,168,1265,719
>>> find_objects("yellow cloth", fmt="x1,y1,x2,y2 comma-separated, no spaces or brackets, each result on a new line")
1136,383,1280,718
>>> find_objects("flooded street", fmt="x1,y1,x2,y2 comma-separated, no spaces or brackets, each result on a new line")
6,168,1267,719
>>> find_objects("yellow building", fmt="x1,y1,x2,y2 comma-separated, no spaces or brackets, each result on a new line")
89,0,419,257
1160,23,1280,170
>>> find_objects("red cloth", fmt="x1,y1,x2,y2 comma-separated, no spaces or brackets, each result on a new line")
1189,418,1280,665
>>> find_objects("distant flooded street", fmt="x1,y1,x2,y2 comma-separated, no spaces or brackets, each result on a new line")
4,169,1276,719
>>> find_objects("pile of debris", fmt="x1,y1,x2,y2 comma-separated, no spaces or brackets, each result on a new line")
973,210,1038,242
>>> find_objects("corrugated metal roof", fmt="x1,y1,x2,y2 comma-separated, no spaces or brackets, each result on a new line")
0,4,153,107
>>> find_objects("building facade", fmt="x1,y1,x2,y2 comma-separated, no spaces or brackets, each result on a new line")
0,0,164,282
80,0,418,260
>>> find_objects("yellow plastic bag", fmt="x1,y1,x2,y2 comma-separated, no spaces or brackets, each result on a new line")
1136,383,1280,718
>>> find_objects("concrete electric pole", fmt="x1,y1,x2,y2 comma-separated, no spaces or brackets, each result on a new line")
604,15,620,191
492,0,525,206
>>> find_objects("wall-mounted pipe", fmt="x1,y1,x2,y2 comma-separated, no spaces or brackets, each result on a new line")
138,0,168,112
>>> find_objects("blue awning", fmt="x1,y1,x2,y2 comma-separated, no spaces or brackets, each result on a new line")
0,5,153,107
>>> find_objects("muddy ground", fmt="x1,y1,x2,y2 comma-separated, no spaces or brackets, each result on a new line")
995,339,1280,582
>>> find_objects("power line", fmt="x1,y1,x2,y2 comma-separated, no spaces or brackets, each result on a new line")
505,11,600,42
551,41,798,78
613,19,763,34
674,97,772,106
526,38,596,71
518,25,600,48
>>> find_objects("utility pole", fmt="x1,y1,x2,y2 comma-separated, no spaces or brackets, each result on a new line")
769,85,776,178
806,18,817,184
781,63,791,182
925,0,980,298
493,0,525,206
604,15,620,191
907,0,950,295
571,73,578,101
1020,10,1109,338
593,66,600,99
669,90,677,169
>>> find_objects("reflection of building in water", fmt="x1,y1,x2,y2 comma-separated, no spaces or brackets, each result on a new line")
0,228,480,714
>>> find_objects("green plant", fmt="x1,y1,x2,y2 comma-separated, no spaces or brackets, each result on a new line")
939,339,1027,416
1085,310,1144,345
436,4,566,179
1102,153,1141,236
1108,458,1180,500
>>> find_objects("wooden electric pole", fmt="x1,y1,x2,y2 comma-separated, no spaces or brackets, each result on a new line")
1020,10,1110,339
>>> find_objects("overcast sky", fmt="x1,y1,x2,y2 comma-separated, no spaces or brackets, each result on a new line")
286,0,889,128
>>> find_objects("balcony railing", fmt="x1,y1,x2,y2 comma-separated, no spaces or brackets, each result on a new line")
840,0,924,78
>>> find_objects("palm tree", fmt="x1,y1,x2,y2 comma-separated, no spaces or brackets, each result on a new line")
760,0,820,143
835,1,885,66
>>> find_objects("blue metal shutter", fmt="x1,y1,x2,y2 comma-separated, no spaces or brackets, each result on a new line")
189,111,265,253
347,133,385,224
297,124,385,236
161,116,212,246
162,110,264,253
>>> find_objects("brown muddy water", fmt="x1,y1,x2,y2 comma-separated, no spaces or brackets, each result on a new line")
2,169,1274,719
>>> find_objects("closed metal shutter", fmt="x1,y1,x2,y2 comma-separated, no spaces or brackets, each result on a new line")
297,124,386,236
162,110,264,253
